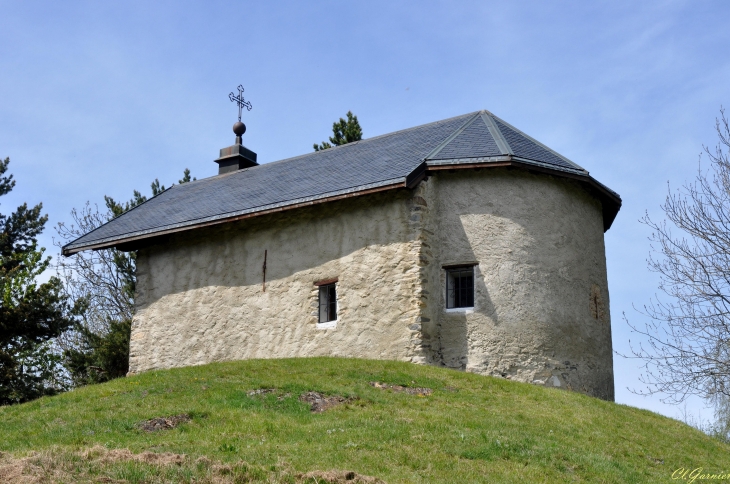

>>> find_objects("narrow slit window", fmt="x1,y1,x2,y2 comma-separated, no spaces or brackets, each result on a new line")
318,283,337,323
446,266,475,309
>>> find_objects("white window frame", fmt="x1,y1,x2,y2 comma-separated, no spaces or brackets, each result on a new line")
444,265,475,311
316,280,338,329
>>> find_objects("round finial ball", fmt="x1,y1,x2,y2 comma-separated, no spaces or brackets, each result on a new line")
233,121,246,136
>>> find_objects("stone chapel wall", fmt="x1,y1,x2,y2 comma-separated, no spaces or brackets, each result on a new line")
422,169,615,400
127,190,424,374
127,168,615,401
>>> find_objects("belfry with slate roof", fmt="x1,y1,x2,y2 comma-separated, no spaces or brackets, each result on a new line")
65,109,621,401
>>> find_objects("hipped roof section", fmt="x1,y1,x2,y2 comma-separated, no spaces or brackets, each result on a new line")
63,110,621,255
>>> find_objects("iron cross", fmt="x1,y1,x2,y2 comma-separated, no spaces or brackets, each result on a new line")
229,85,252,122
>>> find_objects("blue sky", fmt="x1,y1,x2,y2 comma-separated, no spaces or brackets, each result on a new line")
1,0,729,421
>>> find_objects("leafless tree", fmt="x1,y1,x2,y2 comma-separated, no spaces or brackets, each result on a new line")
53,201,136,352
626,109,730,407
52,171,194,385
53,170,193,356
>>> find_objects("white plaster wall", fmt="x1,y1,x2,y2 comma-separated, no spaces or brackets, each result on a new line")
128,190,424,374
425,169,614,400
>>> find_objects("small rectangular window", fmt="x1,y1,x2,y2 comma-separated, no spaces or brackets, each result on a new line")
446,266,474,309
318,283,337,323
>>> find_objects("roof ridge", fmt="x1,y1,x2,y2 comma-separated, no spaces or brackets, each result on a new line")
481,112,513,155
218,111,482,174
340,110,481,145
424,113,482,160
489,113,587,173
62,108,622,255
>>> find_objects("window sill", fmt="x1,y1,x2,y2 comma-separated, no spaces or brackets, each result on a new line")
444,307,474,314
316,320,338,330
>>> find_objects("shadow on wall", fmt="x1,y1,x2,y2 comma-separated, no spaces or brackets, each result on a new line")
433,207,498,371
431,169,592,373
429,169,613,401
137,190,416,299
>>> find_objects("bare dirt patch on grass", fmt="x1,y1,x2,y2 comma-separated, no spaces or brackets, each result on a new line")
81,446,186,465
299,391,357,413
248,388,294,401
298,469,385,483
369,382,432,396
247,388,276,396
136,413,191,432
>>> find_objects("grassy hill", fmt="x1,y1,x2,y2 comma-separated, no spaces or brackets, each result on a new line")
0,358,728,483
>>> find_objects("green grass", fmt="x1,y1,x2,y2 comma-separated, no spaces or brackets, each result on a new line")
0,357,728,483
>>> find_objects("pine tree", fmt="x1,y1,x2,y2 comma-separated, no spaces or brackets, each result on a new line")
57,169,194,385
179,168,196,184
313,111,363,151
0,157,74,404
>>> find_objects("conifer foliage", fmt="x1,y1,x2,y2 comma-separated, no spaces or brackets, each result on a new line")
56,170,194,385
0,157,74,404
313,111,363,151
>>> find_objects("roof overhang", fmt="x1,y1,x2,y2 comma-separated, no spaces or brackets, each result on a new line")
61,178,412,256
62,157,620,256
425,156,621,231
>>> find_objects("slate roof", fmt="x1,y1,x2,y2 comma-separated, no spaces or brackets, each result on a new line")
63,110,620,255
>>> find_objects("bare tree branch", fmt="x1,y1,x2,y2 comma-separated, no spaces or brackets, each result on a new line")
53,202,136,353
622,108,730,405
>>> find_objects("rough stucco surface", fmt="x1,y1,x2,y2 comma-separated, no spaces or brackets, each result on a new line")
129,168,614,401
129,191,424,374
420,170,614,401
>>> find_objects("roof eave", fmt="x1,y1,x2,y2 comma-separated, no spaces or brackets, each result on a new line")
425,156,621,232
62,156,621,256
61,179,410,256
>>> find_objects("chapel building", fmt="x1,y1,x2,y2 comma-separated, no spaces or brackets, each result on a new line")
64,110,621,401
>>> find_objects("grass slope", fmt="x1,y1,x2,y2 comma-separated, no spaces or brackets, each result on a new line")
0,357,728,483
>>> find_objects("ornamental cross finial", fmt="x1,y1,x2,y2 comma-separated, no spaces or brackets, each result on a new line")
229,85,252,122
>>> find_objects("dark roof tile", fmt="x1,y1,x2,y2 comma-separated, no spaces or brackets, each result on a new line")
493,117,581,171
429,116,502,160
63,110,614,253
